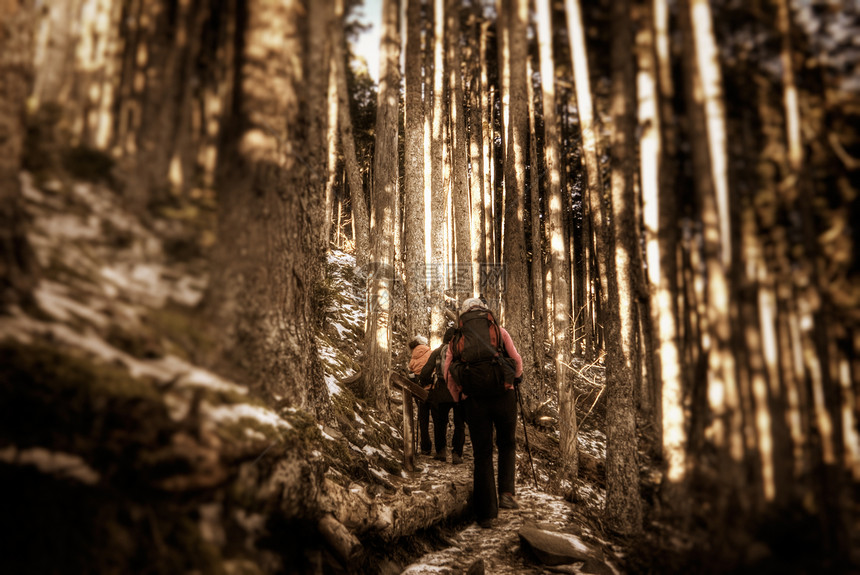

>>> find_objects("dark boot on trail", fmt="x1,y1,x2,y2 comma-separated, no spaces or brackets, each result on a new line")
434,448,447,461
451,452,463,465
499,492,519,509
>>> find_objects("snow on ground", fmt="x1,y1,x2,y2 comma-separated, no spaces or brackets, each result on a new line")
205,402,294,430
316,249,367,395
401,465,619,575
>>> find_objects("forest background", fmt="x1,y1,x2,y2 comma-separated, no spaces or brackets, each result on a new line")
0,0,858,573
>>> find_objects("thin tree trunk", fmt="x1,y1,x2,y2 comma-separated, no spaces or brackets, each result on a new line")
404,0,428,340
324,45,340,249
537,0,573,437
467,11,486,297
565,0,609,352
479,20,495,271
637,0,687,513
680,0,746,524
603,0,642,536
503,0,539,414
364,0,401,411
447,0,472,299
429,0,447,345
526,57,547,388
333,0,370,264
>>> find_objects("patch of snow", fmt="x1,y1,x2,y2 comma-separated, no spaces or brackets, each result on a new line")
205,402,293,430
362,445,383,457
33,281,109,328
154,356,248,395
331,321,352,338
0,446,100,485
324,374,342,396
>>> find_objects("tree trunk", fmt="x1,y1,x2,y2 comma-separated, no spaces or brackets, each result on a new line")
0,0,38,310
207,0,330,422
503,0,538,413
404,0,428,340
636,0,688,515
429,0,447,345
480,23,495,271
333,0,370,265
468,11,486,298
446,0,472,300
525,56,547,391
603,0,642,536
565,0,609,353
364,0,401,410
324,42,340,250
680,0,747,526
536,0,571,409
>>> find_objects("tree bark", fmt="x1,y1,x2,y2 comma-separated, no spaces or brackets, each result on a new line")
536,0,571,408
0,0,39,310
603,0,642,536
429,0,447,346
333,0,370,265
324,41,340,249
447,0,472,300
502,0,538,413
468,11,486,297
207,0,330,423
364,0,401,410
404,0,428,340
525,56,547,391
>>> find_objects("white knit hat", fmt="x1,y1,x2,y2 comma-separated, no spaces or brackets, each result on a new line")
460,297,486,314
412,335,428,346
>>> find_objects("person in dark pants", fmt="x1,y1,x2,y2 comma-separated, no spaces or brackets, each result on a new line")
444,298,523,528
419,327,466,463
407,335,433,455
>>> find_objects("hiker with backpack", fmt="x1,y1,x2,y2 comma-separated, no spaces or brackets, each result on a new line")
407,335,433,456
444,298,523,528
419,327,466,464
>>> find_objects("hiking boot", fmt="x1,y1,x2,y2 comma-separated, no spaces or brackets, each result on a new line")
477,518,495,529
499,492,520,509
451,453,463,465
421,450,432,456
433,449,447,462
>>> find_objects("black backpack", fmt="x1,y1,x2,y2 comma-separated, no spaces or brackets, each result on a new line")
448,309,516,399
426,343,454,405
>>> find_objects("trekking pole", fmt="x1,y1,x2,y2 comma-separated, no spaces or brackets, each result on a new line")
515,384,539,488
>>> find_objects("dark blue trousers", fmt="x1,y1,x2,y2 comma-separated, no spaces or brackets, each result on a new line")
463,390,517,521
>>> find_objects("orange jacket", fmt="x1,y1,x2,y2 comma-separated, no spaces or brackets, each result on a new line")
408,344,432,376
